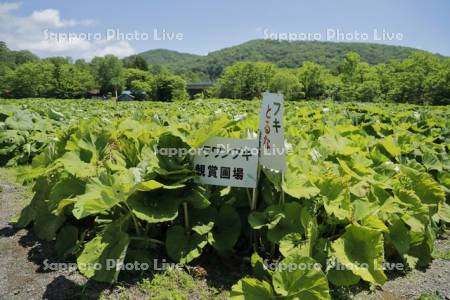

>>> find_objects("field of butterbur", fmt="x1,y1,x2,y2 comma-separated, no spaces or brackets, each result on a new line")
0,98,449,299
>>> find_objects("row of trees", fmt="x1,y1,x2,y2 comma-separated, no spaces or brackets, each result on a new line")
213,52,450,105
0,43,188,101
0,39,448,104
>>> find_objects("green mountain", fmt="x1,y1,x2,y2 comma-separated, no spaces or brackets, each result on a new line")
136,39,433,81
138,49,201,69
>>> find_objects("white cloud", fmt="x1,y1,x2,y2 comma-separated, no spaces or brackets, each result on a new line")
93,41,135,57
0,2,135,59
0,1,20,14
30,9,76,27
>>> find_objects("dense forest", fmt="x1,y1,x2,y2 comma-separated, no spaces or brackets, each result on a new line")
0,40,449,104
138,39,436,81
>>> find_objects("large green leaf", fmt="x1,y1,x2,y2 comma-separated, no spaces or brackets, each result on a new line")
128,191,182,223
190,206,216,235
77,219,130,283
327,268,361,286
267,202,303,243
272,254,330,299
5,113,34,130
48,175,85,210
279,233,303,257
57,152,97,178
248,209,284,230
208,205,241,252
317,175,352,221
165,225,207,264
135,179,185,191
283,170,320,200
33,200,66,240
389,218,411,255
72,177,121,219
230,277,275,300
400,166,445,214
55,225,79,258
379,136,401,158
331,224,387,285
184,186,211,209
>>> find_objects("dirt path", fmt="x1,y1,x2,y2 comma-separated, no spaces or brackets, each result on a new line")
354,236,450,300
0,170,124,300
0,169,449,300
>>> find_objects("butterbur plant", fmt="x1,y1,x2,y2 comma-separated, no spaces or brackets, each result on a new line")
8,100,449,299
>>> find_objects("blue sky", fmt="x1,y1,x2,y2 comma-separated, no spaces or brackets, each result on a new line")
0,0,449,59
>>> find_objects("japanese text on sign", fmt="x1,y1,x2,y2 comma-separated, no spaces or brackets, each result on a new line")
258,92,286,171
193,137,258,188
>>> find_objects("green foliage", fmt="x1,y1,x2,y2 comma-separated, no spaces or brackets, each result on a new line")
153,73,188,101
3,61,56,98
336,52,382,102
122,55,149,71
91,55,125,95
54,64,96,98
138,268,226,299
135,39,426,80
0,41,38,69
297,61,334,99
384,53,449,105
123,68,154,99
231,254,330,299
269,69,304,100
1,98,448,299
213,50,449,104
215,62,277,100
0,40,448,104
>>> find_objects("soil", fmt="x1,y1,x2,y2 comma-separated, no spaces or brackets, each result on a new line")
0,170,146,300
353,235,450,300
0,169,449,300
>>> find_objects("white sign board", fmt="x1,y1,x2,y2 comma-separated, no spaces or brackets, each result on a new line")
193,137,258,188
258,92,286,171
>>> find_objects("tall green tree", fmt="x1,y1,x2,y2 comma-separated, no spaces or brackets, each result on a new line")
123,55,149,71
154,74,188,101
269,69,304,100
215,62,277,99
337,52,381,102
424,58,450,105
13,50,38,65
123,68,154,100
296,61,335,99
385,52,443,104
3,61,56,98
91,55,124,97
123,68,153,90
54,64,96,98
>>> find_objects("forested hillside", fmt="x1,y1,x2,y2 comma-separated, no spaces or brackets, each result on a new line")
1,39,449,105
136,39,435,80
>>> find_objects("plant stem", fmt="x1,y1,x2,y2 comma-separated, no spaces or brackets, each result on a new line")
280,172,285,205
123,202,142,236
130,236,164,245
246,188,252,207
251,166,261,210
270,242,276,258
183,202,189,232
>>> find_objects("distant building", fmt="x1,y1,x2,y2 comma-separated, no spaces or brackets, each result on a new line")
186,82,214,98
117,90,135,101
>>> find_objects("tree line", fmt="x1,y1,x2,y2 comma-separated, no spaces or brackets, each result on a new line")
0,42,188,101
139,40,426,81
0,41,449,104
213,52,450,105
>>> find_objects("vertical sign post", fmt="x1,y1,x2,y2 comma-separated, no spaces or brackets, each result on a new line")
258,92,286,172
